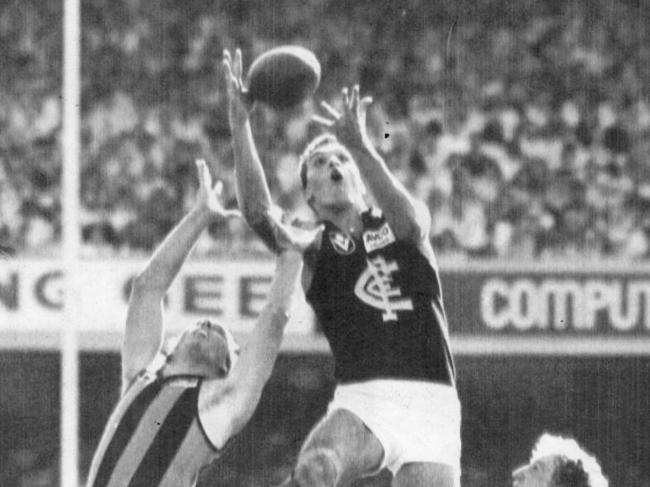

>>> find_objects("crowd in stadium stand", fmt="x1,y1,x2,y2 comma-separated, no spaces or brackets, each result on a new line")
1,3,650,486
1,0,649,261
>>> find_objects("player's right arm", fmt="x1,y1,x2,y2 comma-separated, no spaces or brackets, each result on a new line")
122,160,240,389
222,48,281,252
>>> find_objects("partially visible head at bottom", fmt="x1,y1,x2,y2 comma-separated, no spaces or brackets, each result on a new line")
167,320,240,379
512,433,608,487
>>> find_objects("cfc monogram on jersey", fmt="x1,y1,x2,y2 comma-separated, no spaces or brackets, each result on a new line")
354,256,413,321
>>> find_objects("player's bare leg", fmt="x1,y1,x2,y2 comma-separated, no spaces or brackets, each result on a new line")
392,462,458,487
281,410,384,487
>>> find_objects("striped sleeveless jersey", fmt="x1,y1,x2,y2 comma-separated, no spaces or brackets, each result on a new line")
86,368,220,487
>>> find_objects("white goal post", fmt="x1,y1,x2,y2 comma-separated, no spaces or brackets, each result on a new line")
61,0,81,484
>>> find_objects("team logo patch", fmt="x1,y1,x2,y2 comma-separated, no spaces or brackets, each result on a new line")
354,256,413,322
362,222,396,253
329,231,355,255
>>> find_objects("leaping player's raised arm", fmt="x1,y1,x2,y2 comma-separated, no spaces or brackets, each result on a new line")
222,48,281,252
314,85,432,247
199,215,323,446
121,160,240,390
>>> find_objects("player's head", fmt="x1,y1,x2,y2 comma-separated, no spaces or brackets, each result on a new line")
298,133,366,214
169,320,239,378
512,433,608,487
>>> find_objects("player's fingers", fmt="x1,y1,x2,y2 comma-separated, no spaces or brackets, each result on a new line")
297,224,324,249
351,85,360,112
221,58,232,82
221,59,240,92
311,114,335,127
214,179,223,195
203,164,214,189
320,101,341,119
342,87,350,110
312,224,325,241
265,208,284,228
223,209,242,219
359,96,373,111
195,158,207,182
234,48,243,80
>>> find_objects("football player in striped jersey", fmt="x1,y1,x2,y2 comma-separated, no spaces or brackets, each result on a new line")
86,159,321,487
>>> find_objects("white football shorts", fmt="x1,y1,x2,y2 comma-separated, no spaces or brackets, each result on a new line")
327,379,461,478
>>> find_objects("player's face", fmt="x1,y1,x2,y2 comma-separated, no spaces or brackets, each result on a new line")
175,320,234,377
512,456,559,487
304,144,364,210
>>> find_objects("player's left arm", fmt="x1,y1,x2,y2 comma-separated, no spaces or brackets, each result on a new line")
198,217,321,448
122,160,240,389
314,85,431,245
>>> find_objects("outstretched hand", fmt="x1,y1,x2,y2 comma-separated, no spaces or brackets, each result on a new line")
266,210,324,254
312,84,374,153
195,159,241,219
222,48,255,126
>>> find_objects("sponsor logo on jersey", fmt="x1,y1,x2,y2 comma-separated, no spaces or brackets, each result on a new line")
329,231,355,255
362,222,396,253
354,256,413,321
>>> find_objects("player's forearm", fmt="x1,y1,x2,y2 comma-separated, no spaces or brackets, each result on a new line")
226,306,287,434
352,143,427,240
133,206,213,295
227,252,302,424
233,252,301,376
231,119,274,223
267,250,304,312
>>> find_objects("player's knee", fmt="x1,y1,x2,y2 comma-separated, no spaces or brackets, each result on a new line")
292,447,341,487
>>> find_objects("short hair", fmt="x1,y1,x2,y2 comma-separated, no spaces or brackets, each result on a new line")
297,133,340,189
531,434,608,487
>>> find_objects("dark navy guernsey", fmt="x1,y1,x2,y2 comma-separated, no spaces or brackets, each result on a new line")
306,209,456,385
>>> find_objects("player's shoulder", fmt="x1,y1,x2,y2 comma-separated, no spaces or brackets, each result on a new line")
369,206,439,265
289,214,325,257
197,378,235,450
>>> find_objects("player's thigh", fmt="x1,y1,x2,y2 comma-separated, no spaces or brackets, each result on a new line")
298,409,384,482
392,462,458,487
349,469,392,487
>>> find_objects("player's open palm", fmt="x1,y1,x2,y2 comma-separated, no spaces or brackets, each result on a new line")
266,211,324,254
314,84,373,152
222,48,254,125
195,159,241,219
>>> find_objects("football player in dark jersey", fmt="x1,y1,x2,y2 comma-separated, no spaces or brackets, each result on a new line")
86,159,321,487
512,433,608,487
224,48,461,487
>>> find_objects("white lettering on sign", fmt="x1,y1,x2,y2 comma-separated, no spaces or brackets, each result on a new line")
0,260,314,335
480,278,650,332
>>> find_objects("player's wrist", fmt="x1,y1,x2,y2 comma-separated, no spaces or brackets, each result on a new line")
229,105,251,128
276,249,304,269
347,138,378,163
189,203,213,220
229,117,249,133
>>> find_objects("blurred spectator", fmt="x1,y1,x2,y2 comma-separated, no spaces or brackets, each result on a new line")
1,0,648,261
